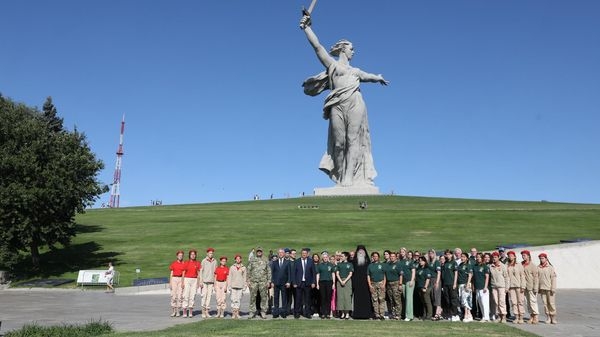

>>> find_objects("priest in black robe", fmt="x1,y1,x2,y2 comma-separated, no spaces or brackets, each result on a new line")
352,244,374,319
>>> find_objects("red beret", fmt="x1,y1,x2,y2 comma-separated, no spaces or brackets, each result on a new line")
507,250,516,256
176,250,184,255
220,256,228,261
538,253,548,258
520,250,530,256
206,247,215,253
491,251,500,257
234,254,242,259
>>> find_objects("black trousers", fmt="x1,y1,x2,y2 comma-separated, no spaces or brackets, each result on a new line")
273,284,288,316
294,282,313,317
442,284,459,316
319,280,333,316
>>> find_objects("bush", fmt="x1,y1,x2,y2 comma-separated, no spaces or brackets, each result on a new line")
5,320,113,337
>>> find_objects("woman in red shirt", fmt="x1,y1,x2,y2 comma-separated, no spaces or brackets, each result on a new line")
169,250,187,317
214,256,230,318
182,249,201,318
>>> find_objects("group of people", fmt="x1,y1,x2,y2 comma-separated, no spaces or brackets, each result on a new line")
168,245,558,325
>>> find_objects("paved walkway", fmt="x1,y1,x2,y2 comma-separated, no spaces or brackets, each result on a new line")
0,287,598,336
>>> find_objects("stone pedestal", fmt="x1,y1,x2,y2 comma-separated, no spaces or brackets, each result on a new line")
313,185,380,196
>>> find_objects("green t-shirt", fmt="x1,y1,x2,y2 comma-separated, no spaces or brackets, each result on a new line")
472,264,490,290
428,260,441,282
336,262,354,279
457,262,473,285
385,261,402,282
316,262,334,281
441,260,457,286
415,266,432,288
368,262,386,282
399,258,415,284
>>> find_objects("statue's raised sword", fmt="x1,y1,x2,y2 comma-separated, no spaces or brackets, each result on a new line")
300,0,317,28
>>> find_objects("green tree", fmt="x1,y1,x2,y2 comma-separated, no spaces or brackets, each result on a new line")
0,94,108,269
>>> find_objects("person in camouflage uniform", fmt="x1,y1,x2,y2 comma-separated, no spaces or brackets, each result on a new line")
246,246,272,319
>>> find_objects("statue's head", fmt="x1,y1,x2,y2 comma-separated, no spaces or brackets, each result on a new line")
329,39,354,59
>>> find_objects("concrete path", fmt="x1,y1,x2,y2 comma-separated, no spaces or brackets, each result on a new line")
0,287,599,336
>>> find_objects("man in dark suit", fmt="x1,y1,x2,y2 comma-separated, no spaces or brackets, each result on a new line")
292,248,316,318
271,248,292,318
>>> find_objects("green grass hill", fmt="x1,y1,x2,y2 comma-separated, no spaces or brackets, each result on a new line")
24,195,600,286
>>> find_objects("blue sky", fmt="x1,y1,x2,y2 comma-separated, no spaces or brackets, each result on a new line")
2,1,599,206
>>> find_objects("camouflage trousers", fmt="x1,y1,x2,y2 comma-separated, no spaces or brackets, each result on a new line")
371,281,386,318
386,281,403,318
249,282,268,314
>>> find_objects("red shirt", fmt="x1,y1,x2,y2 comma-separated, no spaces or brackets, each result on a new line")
170,260,187,277
185,260,201,278
214,265,229,282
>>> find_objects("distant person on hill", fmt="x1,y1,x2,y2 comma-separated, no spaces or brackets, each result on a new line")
200,248,217,318
537,253,557,324
521,250,539,324
104,261,115,293
182,249,201,318
169,250,186,317
227,254,247,319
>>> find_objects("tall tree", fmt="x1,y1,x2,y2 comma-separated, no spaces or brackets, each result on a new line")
0,95,108,269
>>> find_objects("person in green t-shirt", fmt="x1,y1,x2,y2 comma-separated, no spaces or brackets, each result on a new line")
367,252,387,320
472,253,490,322
458,252,474,322
335,252,354,319
316,251,336,319
441,249,459,321
415,256,433,320
399,247,416,321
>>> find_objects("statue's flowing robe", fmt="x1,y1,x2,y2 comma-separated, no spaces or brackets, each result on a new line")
303,63,377,186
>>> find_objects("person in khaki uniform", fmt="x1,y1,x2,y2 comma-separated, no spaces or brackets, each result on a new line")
506,251,526,324
537,253,557,324
367,252,387,320
181,249,201,318
520,250,539,324
489,251,510,322
200,248,217,318
227,254,246,319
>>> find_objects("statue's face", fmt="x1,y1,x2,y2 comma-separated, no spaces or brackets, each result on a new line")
342,44,354,60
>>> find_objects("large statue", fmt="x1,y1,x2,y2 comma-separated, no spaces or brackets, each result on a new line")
300,11,388,189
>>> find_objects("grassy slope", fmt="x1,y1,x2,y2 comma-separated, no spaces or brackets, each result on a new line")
29,195,600,286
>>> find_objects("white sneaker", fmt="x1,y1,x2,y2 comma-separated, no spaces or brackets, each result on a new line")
451,315,460,322
464,317,473,323
404,318,412,321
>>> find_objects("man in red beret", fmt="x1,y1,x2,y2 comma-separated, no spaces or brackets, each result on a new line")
521,250,539,324
200,248,217,318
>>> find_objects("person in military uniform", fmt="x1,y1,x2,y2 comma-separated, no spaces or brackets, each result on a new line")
246,246,272,319
385,252,403,320
367,252,387,320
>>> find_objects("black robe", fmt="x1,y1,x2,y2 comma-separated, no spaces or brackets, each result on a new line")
352,246,373,319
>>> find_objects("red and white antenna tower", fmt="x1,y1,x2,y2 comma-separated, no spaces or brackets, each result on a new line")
109,115,125,208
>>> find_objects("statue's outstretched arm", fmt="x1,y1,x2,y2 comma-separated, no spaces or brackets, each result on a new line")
358,70,389,86
300,15,334,69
